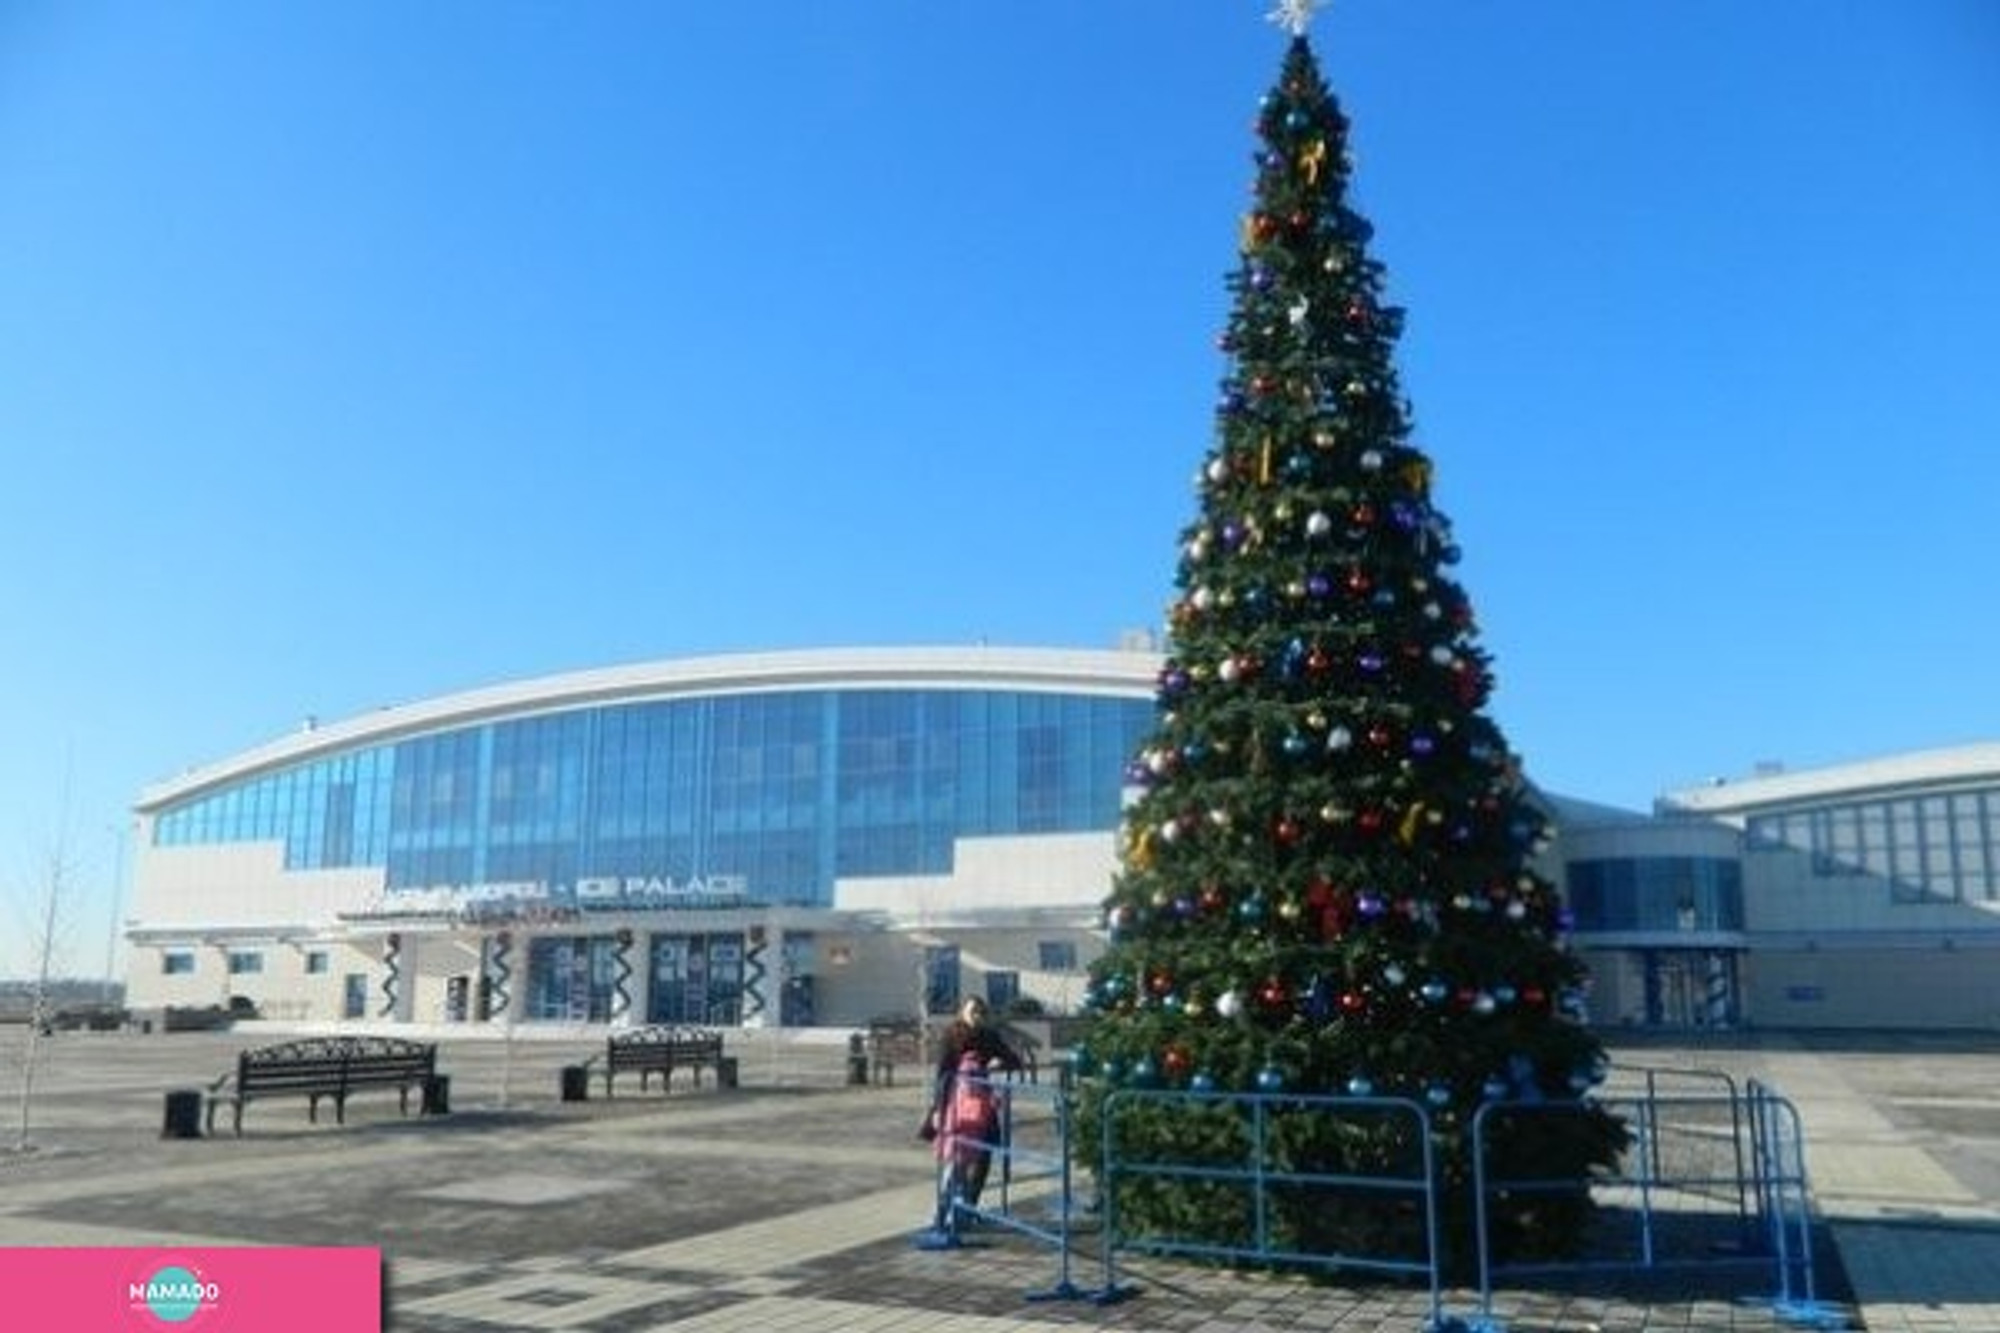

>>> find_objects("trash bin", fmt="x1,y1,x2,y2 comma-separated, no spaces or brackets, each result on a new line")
560,1065,590,1102
717,1057,739,1089
847,1032,870,1086
422,1075,451,1116
162,1089,202,1139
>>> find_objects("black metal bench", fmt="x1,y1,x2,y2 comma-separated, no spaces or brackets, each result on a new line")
205,1036,439,1135
590,1024,728,1097
866,1019,926,1086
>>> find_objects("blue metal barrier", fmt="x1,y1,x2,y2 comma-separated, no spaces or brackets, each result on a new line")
1098,1088,1443,1327
914,1061,1843,1332
1746,1079,1846,1330
1605,1063,1754,1247
915,1071,1123,1304
1469,1080,1848,1331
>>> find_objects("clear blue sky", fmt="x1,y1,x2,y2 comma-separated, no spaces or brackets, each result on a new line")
4,2,1997,980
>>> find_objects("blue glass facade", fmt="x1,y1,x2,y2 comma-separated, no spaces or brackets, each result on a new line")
1745,792,2000,903
151,688,1154,906
1566,856,1744,933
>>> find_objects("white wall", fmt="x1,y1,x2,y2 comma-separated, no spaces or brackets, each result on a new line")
130,837,383,930
833,831,1114,921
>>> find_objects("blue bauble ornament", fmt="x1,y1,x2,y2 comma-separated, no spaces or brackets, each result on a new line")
1304,976,1333,1021
1481,1077,1509,1101
1131,1057,1158,1086
1255,1066,1285,1094
1189,1071,1216,1094
1420,980,1449,1004
1425,1083,1453,1108
1345,1074,1375,1097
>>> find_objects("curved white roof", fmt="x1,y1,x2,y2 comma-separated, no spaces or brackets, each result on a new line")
138,645,1162,812
1661,741,2000,816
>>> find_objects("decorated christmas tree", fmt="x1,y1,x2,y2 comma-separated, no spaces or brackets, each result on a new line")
1076,1,1625,1268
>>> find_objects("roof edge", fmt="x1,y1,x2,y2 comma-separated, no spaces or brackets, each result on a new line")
137,644,1162,812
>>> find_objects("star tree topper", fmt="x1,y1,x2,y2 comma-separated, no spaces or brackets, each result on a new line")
1267,0,1321,37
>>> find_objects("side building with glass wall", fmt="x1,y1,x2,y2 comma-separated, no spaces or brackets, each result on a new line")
125,646,1157,1031
1543,745,2000,1031
1650,746,2000,1030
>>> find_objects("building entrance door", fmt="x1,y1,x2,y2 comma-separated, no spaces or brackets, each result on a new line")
647,933,744,1025
1643,948,1738,1028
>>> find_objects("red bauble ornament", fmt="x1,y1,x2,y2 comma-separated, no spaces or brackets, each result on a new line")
1339,989,1366,1014
1163,1045,1192,1078
1257,976,1289,1009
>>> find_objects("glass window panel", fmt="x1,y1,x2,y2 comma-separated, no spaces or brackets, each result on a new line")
1857,804,1890,879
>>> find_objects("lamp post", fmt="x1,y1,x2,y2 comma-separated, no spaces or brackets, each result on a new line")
102,822,128,1007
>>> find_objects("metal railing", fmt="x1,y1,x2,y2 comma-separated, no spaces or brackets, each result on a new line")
914,1062,1844,1332
919,1071,1118,1303
1097,1088,1443,1326
1469,1080,1847,1331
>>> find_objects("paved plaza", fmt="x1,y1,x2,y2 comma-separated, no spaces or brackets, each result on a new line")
3,1024,1997,1331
